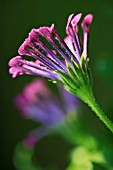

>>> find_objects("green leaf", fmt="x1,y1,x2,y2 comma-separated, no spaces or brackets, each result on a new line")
13,142,42,170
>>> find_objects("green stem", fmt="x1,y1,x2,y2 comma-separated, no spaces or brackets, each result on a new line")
84,90,113,133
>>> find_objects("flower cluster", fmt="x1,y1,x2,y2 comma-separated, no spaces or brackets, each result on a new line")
15,78,78,148
8,13,93,100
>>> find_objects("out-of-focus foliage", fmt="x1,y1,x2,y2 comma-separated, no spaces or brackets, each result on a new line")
14,115,113,170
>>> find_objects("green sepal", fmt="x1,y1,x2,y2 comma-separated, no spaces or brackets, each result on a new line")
60,74,78,90
66,61,81,86
71,57,81,77
71,57,86,85
86,67,93,86
66,61,76,78
56,69,77,85
79,54,92,86
80,52,87,72
54,57,92,101
48,78,62,85
64,85,78,96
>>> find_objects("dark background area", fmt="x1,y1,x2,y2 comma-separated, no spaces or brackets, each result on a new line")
1,0,113,169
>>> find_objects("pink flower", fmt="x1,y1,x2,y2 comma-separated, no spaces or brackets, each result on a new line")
15,78,78,147
8,13,93,80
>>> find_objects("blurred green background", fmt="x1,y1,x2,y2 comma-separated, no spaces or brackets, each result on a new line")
1,0,113,169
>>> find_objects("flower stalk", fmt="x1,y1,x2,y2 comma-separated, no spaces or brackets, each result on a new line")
83,91,113,133
56,55,113,133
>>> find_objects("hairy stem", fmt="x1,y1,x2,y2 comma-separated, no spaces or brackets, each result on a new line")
83,89,113,133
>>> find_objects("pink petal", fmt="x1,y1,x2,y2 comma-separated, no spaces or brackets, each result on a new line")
64,36,76,56
18,37,31,55
8,56,22,67
81,14,93,32
23,79,50,102
66,14,74,34
9,67,23,78
71,13,82,29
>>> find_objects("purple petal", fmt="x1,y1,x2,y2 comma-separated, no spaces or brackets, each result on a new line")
9,56,60,80
36,25,73,64
18,29,67,72
14,79,65,126
58,85,78,113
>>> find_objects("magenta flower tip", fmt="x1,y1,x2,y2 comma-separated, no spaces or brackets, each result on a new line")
66,14,74,34
28,28,38,42
8,56,24,78
9,67,23,78
29,28,36,36
66,13,82,35
71,13,82,28
50,23,55,32
85,14,93,24
81,14,93,32
36,24,54,35
18,38,30,55
37,23,54,34
8,56,22,67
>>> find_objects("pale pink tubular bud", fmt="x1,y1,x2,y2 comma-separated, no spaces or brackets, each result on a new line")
81,14,93,60
81,14,93,32
64,36,76,57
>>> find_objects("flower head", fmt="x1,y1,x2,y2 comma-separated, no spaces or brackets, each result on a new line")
15,78,78,148
15,78,78,126
9,13,93,101
13,80,78,170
